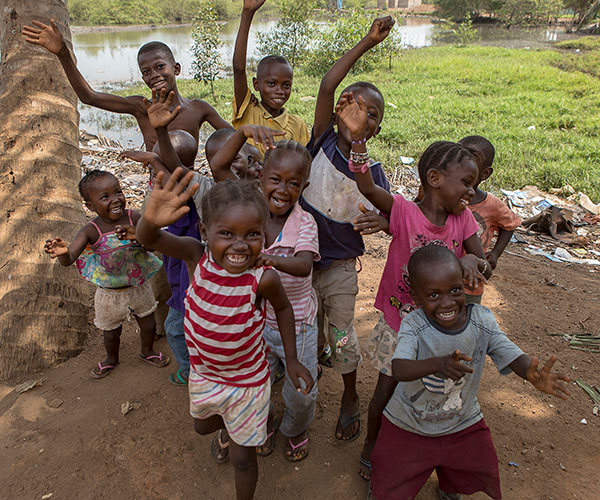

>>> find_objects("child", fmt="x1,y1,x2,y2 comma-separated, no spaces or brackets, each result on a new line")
44,170,168,378
136,170,313,500
22,21,230,150
232,0,309,154
214,134,320,461
458,135,522,304
370,245,570,500
336,94,492,480
299,16,395,443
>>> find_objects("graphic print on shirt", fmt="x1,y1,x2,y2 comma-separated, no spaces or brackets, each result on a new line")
471,210,490,248
389,237,458,319
409,372,469,421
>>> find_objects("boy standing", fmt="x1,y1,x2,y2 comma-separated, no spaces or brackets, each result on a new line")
232,0,309,155
370,245,569,500
458,136,521,304
22,21,230,150
299,17,395,442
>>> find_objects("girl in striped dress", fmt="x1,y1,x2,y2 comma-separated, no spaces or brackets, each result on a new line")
136,168,313,500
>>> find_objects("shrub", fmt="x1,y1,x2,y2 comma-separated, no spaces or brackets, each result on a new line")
190,1,223,97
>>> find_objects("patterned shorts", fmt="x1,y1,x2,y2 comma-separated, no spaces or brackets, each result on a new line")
365,314,398,376
94,281,157,331
188,370,271,447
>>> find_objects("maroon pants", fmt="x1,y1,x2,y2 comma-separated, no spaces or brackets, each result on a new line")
371,417,502,500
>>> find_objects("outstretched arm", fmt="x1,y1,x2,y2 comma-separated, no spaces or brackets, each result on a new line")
211,125,285,182
23,20,144,116
313,16,394,140
336,92,394,214
255,251,314,277
259,270,314,394
44,224,95,266
233,0,266,109
136,169,204,266
509,354,570,400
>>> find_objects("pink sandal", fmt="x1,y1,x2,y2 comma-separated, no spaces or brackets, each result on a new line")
285,436,309,462
89,362,117,379
139,351,170,368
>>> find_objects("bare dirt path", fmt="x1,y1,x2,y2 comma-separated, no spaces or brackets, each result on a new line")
1,234,599,500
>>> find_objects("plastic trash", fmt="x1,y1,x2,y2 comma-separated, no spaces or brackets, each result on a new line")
579,193,600,215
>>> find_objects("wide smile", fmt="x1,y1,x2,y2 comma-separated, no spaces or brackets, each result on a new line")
436,309,457,322
225,254,249,266
151,80,166,89
270,195,290,209
110,206,123,215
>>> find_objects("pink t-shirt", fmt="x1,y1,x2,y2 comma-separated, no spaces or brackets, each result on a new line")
374,195,479,332
264,203,320,333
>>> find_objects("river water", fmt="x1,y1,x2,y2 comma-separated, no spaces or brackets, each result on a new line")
72,18,579,146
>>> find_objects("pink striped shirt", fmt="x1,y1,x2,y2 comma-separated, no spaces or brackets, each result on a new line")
183,251,269,387
264,203,320,333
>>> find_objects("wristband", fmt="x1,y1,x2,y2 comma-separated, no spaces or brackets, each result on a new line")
351,137,367,145
349,158,369,174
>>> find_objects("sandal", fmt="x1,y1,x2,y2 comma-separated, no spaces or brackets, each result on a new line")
139,351,170,368
210,429,230,464
89,361,117,379
285,436,309,462
318,345,333,368
256,416,280,457
168,369,188,386
335,404,361,442
359,456,372,481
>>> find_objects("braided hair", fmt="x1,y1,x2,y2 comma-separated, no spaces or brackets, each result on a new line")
263,140,312,179
78,170,118,201
201,179,268,229
417,141,475,189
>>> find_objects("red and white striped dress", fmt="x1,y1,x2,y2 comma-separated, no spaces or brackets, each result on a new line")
183,251,270,387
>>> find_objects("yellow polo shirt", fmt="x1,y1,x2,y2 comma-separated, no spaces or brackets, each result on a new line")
232,89,310,156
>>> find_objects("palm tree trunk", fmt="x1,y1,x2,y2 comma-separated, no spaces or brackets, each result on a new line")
0,0,89,380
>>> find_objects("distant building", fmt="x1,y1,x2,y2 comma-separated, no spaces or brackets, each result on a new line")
381,0,422,7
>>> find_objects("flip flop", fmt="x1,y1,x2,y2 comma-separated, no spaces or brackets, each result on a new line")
256,415,280,457
285,436,309,462
210,429,229,464
89,361,117,379
335,405,361,442
168,369,188,386
359,456,372,481
139,351,170,368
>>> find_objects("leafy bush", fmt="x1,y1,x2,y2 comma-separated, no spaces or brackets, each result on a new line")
304,10,403,76
256,0,317,69
436,13,480,47
190,1,223,96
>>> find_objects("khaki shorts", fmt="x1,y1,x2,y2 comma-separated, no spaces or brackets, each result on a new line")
365,314,398,376
94,281,157,331
313,258,361,374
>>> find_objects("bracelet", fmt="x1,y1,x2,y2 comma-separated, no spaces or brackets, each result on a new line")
351,137,367,145
349,158,369,174
350,150,370,164
479,258,489,274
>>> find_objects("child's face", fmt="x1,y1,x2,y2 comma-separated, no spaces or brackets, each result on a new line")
138,50,180,93
85,176,126,221
336,88,384,144
436,160,478,216
261,152,309,216
411,259,467,331
252,62,293,115
243,144,263,180
203,203,265,274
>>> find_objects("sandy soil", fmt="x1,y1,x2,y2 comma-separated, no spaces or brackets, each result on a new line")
1,234,599,500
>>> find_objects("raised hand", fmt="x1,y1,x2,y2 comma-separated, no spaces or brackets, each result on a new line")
115,225,137,241
353,203,389,235
526,356,571,400
144,88,181,129
243,0,267,11
239,124,286,150
144,168,199,228
335,92,368,141
22,19,65,54
460,254,487,290
437,350,473,381
366,16,395,46
44,237,68,258
286,359,315,395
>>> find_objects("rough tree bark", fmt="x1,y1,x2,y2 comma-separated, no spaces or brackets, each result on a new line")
0,0,89,380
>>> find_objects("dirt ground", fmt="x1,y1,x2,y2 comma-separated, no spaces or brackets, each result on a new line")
1,234,599,500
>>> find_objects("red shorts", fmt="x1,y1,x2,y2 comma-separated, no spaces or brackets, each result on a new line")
371,417,502,500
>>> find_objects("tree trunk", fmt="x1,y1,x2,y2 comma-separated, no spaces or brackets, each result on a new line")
0,0,89,380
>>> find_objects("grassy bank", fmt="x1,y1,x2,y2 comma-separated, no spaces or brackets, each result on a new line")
119,45,600,201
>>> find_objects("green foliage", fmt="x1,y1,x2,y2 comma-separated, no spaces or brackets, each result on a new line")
190,1,223,96
436,13,481,47
555,36,600,50
256,0,317,68
304,10,403,76
433,0,565,25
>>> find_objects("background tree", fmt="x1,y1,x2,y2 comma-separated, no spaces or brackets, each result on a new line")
190,0,223,98
0,0,89,380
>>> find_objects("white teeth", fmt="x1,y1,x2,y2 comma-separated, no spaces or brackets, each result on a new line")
226,255,247,264
438,311,456,320
460,199,469,206
271,197,287,208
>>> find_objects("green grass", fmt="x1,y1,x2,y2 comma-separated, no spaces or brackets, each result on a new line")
119,45,600,201
555,36,600,51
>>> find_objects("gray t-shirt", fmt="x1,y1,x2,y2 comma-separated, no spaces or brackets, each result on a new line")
384,304,524,437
